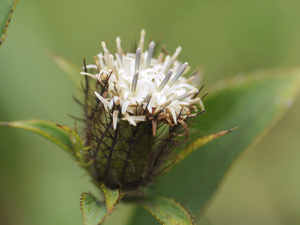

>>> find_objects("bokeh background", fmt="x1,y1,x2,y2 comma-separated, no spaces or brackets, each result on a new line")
1,0,300,224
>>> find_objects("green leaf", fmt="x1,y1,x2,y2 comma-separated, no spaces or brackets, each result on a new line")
101,183,123,215
0,0,18,47
171,128,237,168
130,69,300,223
131,196,194,225
0,120,84,162
80,193,107,225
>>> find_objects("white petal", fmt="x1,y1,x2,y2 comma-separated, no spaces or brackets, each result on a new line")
122,115,146,122
124,113,137,126
84,64,98,69
80,72,97,79
147,102,153,113
113,110,119,130
121,100,131,115
94,92,109,110
169,107,177,124
109,99,114,110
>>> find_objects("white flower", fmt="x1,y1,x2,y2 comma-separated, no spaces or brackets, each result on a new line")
81,30,204,135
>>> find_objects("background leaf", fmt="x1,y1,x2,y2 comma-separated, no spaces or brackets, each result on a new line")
48,50,82,89
0,0,18,47
129,196,194,225
80,193,107,225
0,120,84,162
129,70,300,224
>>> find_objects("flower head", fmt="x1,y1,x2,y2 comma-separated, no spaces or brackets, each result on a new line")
79,30,205,190
81,30,204,135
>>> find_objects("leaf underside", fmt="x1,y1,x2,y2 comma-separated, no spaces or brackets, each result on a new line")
129,69,300,224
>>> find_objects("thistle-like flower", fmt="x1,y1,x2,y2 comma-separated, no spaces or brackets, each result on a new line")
79,30,205,190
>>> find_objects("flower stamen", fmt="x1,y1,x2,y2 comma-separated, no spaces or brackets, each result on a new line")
145,41,155,68
157,69,173,92
168,62,188,86
162,46,182,74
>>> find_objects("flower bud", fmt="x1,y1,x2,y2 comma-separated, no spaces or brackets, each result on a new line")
78,30,205,190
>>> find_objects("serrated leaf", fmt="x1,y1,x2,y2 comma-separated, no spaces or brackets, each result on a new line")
132,196,194,225
130,69,300,223
0,0,18,47
101,183,123,215
80,193,107,225
0,120,84,162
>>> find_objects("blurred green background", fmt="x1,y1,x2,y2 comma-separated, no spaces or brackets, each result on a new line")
1,0,300,224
